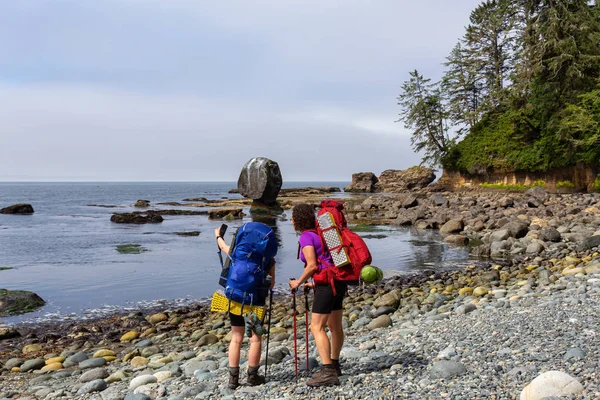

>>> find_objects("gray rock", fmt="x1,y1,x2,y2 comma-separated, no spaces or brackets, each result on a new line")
367,315,392,330
579,235,600,251
237,157,282,205
76,379,108,394
79,357,106,369
371,306,396,317
63,351,89,367
456,304,477,315
526,242,545,254
344,172,378,193
490,229,510,242
431,195,449,207
352,316,372,328
525,186,549,200
134,339,153,348
504,221,529,238
564,347,586,360
539,227,561,242
125,394,152,400
79,368,109,382
430,360,467,379
440,219,464,234
4,358,24,370
20,358,45,372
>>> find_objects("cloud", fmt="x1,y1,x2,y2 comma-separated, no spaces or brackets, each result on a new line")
0,84,420,181
0,0,482,181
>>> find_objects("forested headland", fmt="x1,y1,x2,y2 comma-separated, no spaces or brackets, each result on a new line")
397,0,600,188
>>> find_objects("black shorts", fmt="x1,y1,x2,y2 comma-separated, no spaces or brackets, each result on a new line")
230,313,245,327
312,282,347,314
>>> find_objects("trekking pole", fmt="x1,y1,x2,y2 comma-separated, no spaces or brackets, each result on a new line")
216,224,227,266
304,286,310,376
292,287,299,381
264,289,274,381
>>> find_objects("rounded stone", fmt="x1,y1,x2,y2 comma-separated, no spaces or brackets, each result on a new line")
148,313,168,324
129,374,158,390
520,371,583,400
45,356,65,365
130,356,150,368
77,379,108,394
20,358,45,372
473,287,489,297
120,331,139,342
41,362,63,371
79,368,109,383
79,357,106,370
93,349,116,358
22,344,42,354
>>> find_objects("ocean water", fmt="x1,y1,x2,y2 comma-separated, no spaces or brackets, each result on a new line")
0,182,470,324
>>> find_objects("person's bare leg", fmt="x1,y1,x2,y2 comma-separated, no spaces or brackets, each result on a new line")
310,312,332,365
228,326,245,389
247,332,262,367
228,326,244,367
327,309,344,360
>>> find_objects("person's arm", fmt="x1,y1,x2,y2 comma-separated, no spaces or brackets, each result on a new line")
214,227,230,254
289,246,318,291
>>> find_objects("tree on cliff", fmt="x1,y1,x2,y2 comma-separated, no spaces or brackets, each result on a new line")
399,0,600,173
397,70,453,167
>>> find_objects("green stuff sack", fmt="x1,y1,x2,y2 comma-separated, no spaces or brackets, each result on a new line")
361,265,383,284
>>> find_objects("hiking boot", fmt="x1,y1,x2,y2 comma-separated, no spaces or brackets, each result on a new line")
247,365,265,386
228,366,240,389
307,365,340,387
332,359,342,377
311,360,342,378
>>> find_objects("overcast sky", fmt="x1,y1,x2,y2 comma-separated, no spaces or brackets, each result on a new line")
0,0,482,182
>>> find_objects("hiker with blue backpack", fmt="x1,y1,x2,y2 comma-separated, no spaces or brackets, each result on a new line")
214,222,277,389
288,203,345,387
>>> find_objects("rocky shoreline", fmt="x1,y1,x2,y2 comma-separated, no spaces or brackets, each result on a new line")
1,188,600,399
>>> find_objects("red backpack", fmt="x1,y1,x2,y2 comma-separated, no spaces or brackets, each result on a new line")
312,200,372,289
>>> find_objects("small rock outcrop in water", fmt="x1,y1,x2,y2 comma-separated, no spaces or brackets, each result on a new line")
237,157,282,206
375,166,436,192
0,204,34,214
0,289,45,317
110,213,164,224
134,200,150,207
345,172,378,193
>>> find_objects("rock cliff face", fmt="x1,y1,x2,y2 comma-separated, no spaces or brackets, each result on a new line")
237,157,282,205
344,172,378,193
374,167,436,192
439,163,600,192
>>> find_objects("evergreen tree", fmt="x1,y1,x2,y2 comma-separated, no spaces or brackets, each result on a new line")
464,0,519,110
442,42,484,134
397,70,453,166
533,0,600,115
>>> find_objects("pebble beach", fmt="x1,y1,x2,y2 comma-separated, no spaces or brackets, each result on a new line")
2,187,600,399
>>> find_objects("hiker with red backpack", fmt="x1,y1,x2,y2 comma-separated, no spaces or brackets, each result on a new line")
288,203,346,387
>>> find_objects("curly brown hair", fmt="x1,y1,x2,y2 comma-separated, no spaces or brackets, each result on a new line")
291,203,316,232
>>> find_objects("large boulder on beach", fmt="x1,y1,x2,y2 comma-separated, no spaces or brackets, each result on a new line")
344,172,378,193
0,204,34,214
375,166,435,192
237,157,282,206
0,289,45,316
520,371,583,400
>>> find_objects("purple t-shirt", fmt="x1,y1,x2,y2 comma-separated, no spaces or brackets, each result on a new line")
299,231,333,269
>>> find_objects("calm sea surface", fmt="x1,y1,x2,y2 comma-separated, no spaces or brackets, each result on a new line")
0,182,471,324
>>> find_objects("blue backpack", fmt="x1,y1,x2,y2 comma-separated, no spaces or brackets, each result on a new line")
223,222,277,307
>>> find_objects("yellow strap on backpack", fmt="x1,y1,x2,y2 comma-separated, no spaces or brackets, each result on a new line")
210,291,265,320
